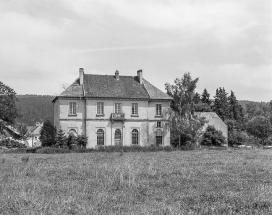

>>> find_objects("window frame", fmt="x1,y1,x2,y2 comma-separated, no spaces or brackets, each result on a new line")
97,102,104,116
131,103,138,116
69,102,76,116
97,129,105,146
131,129,139,145
68,128,78,137
157,121,162,128
156,104,162,116
114,103,122,114
156,129,163,146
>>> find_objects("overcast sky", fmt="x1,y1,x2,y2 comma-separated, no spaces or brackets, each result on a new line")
0,0,271,101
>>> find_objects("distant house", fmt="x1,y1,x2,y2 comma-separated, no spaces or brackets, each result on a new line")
195,112,228,144
26,122,43,147
52,68,172,148
0,120,21,140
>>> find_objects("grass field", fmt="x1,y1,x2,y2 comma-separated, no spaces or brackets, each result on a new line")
0,149,271,214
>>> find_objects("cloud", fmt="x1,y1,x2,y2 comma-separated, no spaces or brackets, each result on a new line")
0,0,271,102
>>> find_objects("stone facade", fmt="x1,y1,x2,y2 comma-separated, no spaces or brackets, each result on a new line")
53,69,172,148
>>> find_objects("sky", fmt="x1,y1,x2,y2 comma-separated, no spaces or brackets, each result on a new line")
0,0,271,101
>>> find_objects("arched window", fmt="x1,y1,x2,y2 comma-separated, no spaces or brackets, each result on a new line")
114,129,122,146
156,129,163,145
97,129,104,145
132,129,138,145
69,129,77,137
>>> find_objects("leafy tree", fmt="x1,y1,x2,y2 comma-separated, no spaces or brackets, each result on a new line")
0,81,19,127
165,73,205,147
246,116,272,143
228,130,248,146
39,120,56,147
213,87,229,121
201,125,226,146
55,128,67,148
165,72,199,114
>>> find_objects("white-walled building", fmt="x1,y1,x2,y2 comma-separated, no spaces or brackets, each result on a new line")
52,69,172,148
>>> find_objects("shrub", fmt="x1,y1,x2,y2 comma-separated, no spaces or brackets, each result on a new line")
36,147,70,154
201,125,226,146
228,130,248,146
26,147,42,153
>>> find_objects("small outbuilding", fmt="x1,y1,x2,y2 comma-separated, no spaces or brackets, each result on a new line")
195,112,228,145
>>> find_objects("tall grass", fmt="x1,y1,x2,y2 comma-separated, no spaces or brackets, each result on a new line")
0,150,271,214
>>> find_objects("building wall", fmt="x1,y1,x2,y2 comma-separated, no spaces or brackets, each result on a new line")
54,98,171,148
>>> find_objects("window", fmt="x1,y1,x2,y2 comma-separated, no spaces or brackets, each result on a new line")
114,129,122,146
97,102,104,115
69,102,76,115
156,129,163,145
69,129,77,137
115,103,121,114
97,129,104,145
156,104,162,116
132,103,138,115
132,129,139,145
157,121,161,128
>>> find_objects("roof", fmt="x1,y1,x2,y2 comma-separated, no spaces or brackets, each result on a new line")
54,73,172,101
195,112,227,128
0,119,21,137
27,123,43,135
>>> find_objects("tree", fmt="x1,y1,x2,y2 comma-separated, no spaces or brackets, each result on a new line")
16,122,29,140
193,92,201,104
39,120,56,147
201,88,211,105
201,125,226,146
55,128,67,148
165,73,205,147
246,116,272,143
0,81,19,127
213,88,229,121
76,135,88,149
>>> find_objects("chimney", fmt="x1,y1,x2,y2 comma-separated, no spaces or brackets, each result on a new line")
137,69,143,84
115,70,119,80
79,68,84,85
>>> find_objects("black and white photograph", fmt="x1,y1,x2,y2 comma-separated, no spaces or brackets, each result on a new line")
0,0,271,214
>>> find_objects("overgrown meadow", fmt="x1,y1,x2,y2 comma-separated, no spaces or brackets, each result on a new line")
0,149,271,214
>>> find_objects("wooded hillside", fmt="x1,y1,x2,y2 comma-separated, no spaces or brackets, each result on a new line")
16,95,54,126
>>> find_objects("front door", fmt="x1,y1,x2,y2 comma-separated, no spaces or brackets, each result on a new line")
114,129,122,146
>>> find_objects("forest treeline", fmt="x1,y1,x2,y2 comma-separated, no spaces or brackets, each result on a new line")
16,95,54,125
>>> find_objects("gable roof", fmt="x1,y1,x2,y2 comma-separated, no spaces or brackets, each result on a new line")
195,112,227,128
54,73,172,101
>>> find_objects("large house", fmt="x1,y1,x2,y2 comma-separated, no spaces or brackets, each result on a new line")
53,69,172,148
